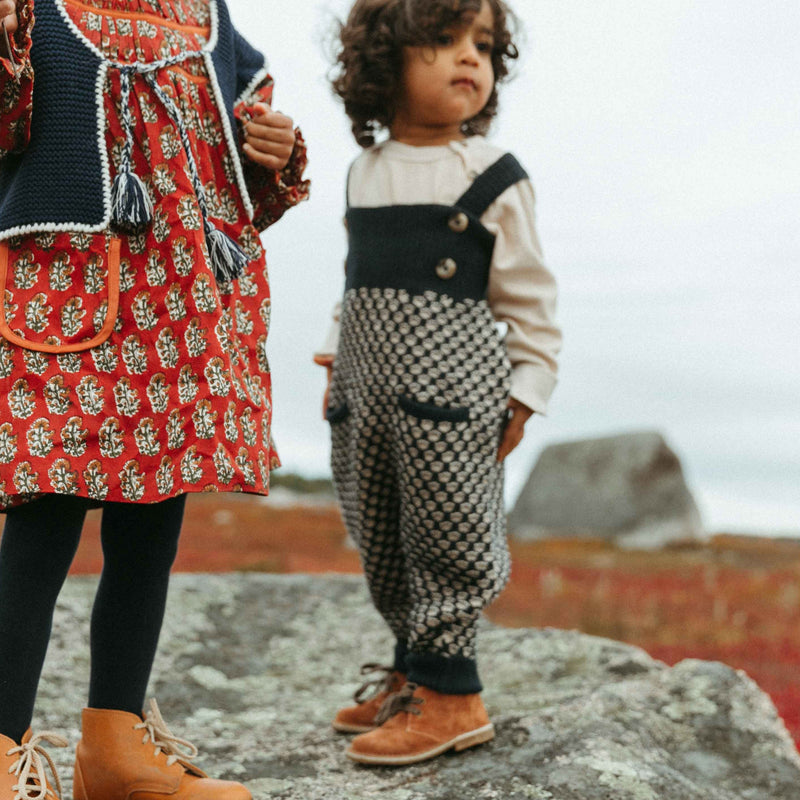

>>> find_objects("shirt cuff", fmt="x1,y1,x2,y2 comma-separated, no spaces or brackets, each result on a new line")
509,363,558,416
313,320,340,362
279,128,309,189
246,127,310,232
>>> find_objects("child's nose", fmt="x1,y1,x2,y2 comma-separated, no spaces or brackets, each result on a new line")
457,43,481,65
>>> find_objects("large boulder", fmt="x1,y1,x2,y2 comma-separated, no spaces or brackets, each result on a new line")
508,430,705,548
39,574,799,799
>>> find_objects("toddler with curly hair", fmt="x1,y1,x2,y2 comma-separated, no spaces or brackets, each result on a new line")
315,0,561,766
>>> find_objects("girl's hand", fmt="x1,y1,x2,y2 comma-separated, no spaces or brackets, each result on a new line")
243,102,295,171
497,398,533,463
313,355,335,420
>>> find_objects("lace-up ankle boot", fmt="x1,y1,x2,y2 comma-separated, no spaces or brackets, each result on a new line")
1,729,67,800
346,683,494,765
72,700,251,800
332,664,406,733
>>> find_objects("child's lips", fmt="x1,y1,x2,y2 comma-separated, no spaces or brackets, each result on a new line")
452,78,478,90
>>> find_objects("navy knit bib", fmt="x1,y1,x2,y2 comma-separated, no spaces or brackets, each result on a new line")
345,153,528,302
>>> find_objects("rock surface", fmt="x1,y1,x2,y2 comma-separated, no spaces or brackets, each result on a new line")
38,574,799,800
508,431,705,548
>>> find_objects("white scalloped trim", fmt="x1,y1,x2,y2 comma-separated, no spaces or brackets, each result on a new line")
235,64,270,108
204,53,255,219
204,0,254,217
0,31,112,241
53,0,105,60
0,220,109,241
95,61,113,230
205,0,219,52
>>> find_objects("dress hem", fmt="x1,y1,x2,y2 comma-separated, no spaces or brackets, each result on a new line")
0,480,275,512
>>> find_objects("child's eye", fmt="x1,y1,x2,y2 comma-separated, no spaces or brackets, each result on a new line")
435,33,454,46
476,41,493,54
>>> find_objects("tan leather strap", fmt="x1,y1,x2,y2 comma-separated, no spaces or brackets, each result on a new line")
0,238,120,353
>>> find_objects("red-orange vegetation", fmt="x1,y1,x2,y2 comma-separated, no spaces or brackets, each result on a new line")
60,494,800,747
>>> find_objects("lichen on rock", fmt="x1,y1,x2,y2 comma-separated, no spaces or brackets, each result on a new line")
36,574,800,800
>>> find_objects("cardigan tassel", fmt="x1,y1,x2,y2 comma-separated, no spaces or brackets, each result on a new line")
111,67,153,234
110,169,153,234
143,69,250,285
205,221,248,282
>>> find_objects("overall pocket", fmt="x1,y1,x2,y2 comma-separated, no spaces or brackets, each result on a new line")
0,237,121,353
397,393,470,423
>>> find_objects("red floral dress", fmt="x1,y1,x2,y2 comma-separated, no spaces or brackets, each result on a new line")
0,0,309,508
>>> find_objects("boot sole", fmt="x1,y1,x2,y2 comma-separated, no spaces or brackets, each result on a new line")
332,720,376,734
345,723,495,765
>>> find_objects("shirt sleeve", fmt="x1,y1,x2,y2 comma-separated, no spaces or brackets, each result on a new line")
234,75,310,233
0,0,34,159
485,178,562,415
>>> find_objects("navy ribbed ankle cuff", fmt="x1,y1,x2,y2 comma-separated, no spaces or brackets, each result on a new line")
393,640,409,674
406,652,482,694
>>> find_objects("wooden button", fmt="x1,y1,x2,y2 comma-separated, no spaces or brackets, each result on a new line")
448,212,469,233
435,258,457,280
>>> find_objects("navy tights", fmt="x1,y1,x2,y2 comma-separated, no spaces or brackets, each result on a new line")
0,494,185,743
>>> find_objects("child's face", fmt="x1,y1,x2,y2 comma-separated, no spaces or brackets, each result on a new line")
392,1,495,143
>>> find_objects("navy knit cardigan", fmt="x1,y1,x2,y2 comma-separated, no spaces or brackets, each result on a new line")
0,0,265,240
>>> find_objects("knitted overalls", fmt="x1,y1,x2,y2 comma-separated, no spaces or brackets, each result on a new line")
328,153,527,693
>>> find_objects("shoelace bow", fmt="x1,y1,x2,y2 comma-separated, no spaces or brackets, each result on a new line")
374,682,423,726
133,699,199,768
5,732,67,800
353,663,397,704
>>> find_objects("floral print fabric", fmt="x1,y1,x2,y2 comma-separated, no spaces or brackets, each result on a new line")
0,0,309,508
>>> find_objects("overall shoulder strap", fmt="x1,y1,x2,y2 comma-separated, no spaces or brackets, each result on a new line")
455,153,529,218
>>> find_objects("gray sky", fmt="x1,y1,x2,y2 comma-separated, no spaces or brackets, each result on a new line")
227,0,800,533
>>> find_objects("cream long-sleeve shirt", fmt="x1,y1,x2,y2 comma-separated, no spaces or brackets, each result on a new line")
316,136,562,415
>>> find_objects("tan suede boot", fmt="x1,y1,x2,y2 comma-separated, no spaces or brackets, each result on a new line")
1,729,67,799
72,700,251,800
346,683,494,765
332,664,406,734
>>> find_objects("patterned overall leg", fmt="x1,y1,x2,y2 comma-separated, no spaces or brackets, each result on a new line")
390,297,512,693
331,287,513,693
329,383,413,659
396,410,510,691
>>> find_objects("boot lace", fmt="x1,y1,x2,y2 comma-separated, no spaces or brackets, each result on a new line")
133,699,199,768
353,663,397,704
374,681,423,726
5,732,67,800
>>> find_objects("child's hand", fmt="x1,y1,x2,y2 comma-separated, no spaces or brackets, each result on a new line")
243,102,295,171
313,354,335,420
497,398,533,463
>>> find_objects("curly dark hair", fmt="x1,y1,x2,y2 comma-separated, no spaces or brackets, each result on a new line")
331,0,519,147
